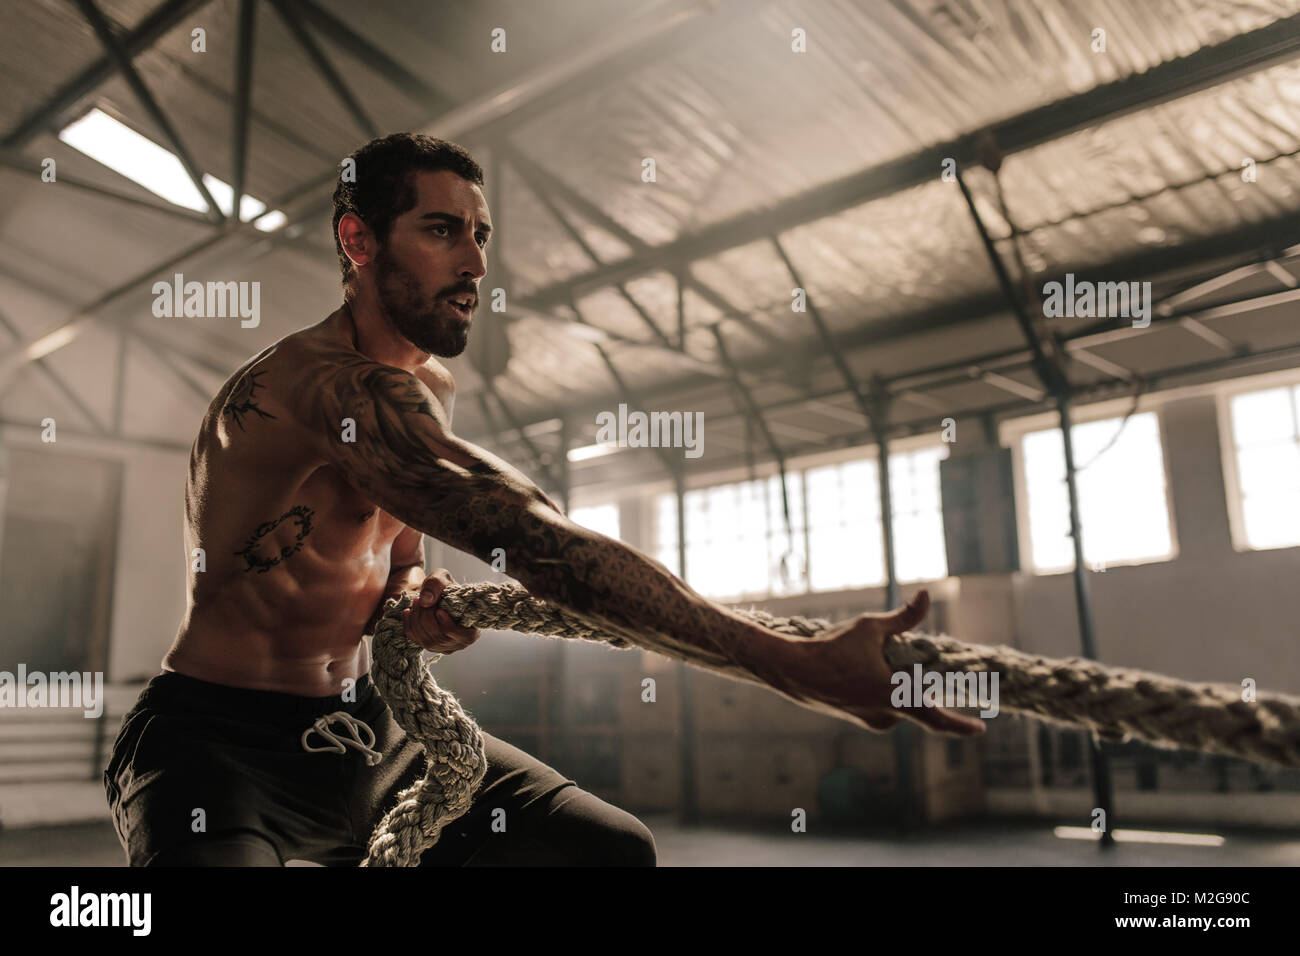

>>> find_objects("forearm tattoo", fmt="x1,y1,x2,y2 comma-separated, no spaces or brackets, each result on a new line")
291,352,790,688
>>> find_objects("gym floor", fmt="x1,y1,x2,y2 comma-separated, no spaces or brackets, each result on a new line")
4,814,1298,867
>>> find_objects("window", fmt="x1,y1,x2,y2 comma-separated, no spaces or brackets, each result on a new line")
1019,411,1173,572
806,447,949,590
889,446,949,583
568,503,621,541
1224,384,1300,550
655,474,805,601
654,494,681,577
806,459,882,591
653,441,949,599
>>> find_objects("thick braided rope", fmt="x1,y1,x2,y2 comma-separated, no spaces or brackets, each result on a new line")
364,581,1300,864
434,581,1300,768
363,590,487,867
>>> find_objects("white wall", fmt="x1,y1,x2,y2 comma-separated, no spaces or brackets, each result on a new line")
1,428,189,684
1013,394,1300,695
106,446,189,682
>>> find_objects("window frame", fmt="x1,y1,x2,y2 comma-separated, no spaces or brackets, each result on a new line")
642,431,951,598
1000,397,1180,575
1215,368,1300,554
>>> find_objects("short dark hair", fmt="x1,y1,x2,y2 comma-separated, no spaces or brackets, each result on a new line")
331,133,485,284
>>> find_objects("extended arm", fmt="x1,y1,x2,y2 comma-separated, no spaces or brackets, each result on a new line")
290,349,800,695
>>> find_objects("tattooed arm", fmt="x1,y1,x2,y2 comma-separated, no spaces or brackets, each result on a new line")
289,350,988,737
290,352,805,698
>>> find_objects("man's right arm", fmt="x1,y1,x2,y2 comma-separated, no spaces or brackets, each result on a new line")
287,351,804,697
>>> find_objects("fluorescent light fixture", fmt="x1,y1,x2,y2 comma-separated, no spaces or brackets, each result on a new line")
558,322,608,343
1053,826,1225,847
59,109,206,210
58,108,285,228
567,442,621,463
254,210,288,232
22,319,91,361
202,174,266,220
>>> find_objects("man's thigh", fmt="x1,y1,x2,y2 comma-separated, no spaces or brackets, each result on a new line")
410,732,576,864
107,705,351,867
415,733,656,867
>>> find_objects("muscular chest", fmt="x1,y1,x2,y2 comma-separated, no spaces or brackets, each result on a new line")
299,463,406,553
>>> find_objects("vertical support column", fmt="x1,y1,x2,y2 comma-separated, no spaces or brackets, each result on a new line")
675,269,686,349
1057,394,1115,847
231,0,256,220
0,425,7,598
870,379,918,830
674,464,697,823
549,416,572,759
870,378,899,610
89,455,124,778
876,433,899,611
558,415,571,514
112,328,128,436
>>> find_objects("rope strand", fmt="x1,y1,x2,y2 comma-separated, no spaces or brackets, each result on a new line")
362,581,1300,865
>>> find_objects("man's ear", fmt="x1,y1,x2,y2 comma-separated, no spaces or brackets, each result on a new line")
338,212,375,270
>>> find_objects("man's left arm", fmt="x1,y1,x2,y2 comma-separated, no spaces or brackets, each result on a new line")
369,512,480,655
378,523,427,611
364,368,484,651
363,524,425,632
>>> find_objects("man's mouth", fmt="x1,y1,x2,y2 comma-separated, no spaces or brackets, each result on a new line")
444,295,474,318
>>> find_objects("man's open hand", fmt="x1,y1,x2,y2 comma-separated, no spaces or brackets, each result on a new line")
776,589,987,737
403,569,480,654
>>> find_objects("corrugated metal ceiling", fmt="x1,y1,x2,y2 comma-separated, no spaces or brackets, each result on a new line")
2,0,1300,487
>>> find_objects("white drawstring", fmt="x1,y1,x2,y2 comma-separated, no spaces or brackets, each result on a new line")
301,711,383,765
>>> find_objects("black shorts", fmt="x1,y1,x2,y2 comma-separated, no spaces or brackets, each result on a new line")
104,671,656,866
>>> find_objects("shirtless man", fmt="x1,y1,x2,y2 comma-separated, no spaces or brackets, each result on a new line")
104,133,983,868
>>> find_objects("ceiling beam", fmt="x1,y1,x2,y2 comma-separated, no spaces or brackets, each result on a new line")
470,211,1300,441
479,379,561,494
515,13,1300,314
0,0,747,392
0,417,192,453
0,152,213,225
2,0,212,149
500,142,817,391
269,0,379,139
0,308,108,433
592,343,679,477
73,0,225,223
230,0,257,221
771,235,874,429
642,338,1300,482
955,165,1069,395
286,0,455,111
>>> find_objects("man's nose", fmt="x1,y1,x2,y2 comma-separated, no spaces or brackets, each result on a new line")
459,241,487,281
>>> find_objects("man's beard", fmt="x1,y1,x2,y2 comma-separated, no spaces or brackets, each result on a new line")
374,246,470,357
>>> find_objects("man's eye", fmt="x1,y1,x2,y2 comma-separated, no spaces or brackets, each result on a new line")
427,224,450,236
476,235,488,248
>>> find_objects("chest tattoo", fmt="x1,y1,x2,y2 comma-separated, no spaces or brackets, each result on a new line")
234,504,315,573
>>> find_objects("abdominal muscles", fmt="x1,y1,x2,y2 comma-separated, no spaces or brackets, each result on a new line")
167,402,404,694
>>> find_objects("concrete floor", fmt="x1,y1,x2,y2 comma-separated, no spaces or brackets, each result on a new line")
3,813,1298,866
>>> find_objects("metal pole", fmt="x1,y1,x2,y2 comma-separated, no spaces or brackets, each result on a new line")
871,380,899,609
551,416,570,751
877,434,900,611
558,416,570,514
871,383,918,830
674,464,697,824
1058,393,1116,847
